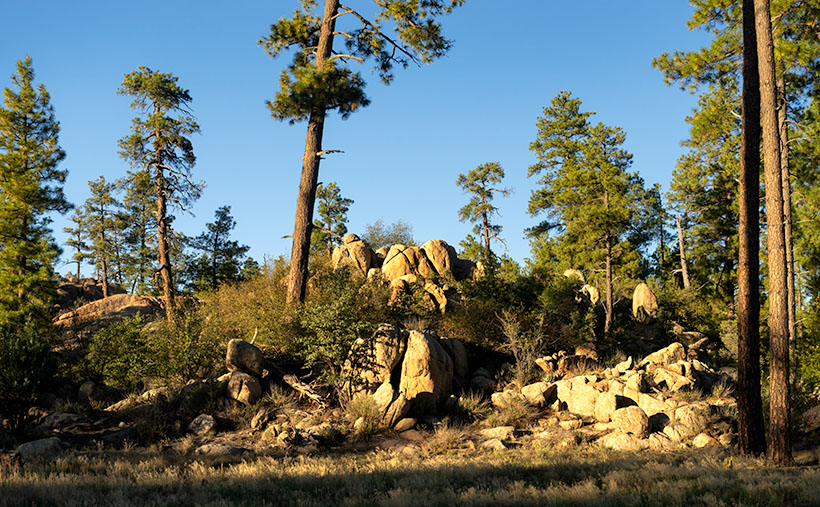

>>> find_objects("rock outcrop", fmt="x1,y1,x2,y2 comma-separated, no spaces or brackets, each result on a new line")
54,294,163,333
632,283,659,321
342,324,467,422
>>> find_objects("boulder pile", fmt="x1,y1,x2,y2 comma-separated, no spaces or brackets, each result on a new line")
500,341,734,450
342,324,468,429
331,236,479,313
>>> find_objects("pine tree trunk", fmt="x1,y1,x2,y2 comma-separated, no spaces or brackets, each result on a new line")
737,0,766,455
100,225,109,298
676,215,691,289
482,198,492,264
777,73,797,361
286,0,339,304
755,0,793,466
154,109,176,322
604,191,613,338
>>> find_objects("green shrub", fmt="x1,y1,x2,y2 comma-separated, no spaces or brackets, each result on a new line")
82,317,150,390
298,267,392,379
198,256,297,357
81,313,222,391
146,313,222,382
0,321,57,431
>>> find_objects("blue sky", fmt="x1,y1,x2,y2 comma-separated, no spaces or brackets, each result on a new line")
1,1,711,273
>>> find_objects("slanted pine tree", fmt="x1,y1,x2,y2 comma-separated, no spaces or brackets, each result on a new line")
456,162,510,266
118,68,203,321
260,0,463,303
311,182,352,254
0,56,70,326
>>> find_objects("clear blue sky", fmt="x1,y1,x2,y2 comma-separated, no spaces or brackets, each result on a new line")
1,1,711,274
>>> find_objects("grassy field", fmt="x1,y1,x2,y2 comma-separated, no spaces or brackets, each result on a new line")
2,444,819,506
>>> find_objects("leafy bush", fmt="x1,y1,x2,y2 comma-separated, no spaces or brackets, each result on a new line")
298,267,392,378
81,313,222,391
198,256,297,357
82,317,150,390
0,322,57,431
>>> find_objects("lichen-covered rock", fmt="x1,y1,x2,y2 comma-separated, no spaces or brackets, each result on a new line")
188,414,217,436
226,339,264,377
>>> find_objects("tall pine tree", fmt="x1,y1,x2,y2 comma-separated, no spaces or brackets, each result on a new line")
0,57,70,326
118,68,203,321
260,0,463,304
456,161,510,266
528,92,647,338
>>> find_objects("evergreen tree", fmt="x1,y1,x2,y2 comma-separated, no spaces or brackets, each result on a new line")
81,175,121,297
528,92,647,338
118,68,203,321
0,56,70,326
260,0,464,303
63,209,90,279
118,169,157,294
456,162,510,265
311,182,352,254
188,206,250,292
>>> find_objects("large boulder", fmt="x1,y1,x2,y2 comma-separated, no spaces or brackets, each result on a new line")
226,339,264,377
554,376,600,417
16,437,65,461
420,240,458,280
632,283,659,321
332,238,377,277
54,294,163,332
612,406,650,437
381,245,438,281
399,330,454,415
639,342,686,369
226,371,262,405
343,324,408,396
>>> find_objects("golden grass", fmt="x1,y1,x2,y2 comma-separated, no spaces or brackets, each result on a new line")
3,445,819,506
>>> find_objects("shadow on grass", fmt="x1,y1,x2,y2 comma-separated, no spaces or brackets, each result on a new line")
1,448,817,506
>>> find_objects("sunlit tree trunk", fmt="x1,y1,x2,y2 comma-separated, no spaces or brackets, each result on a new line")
286,0,339,304
755,0,793,466
675,215,691,289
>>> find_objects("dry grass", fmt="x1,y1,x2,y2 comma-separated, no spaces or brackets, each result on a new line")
2,445,820,506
